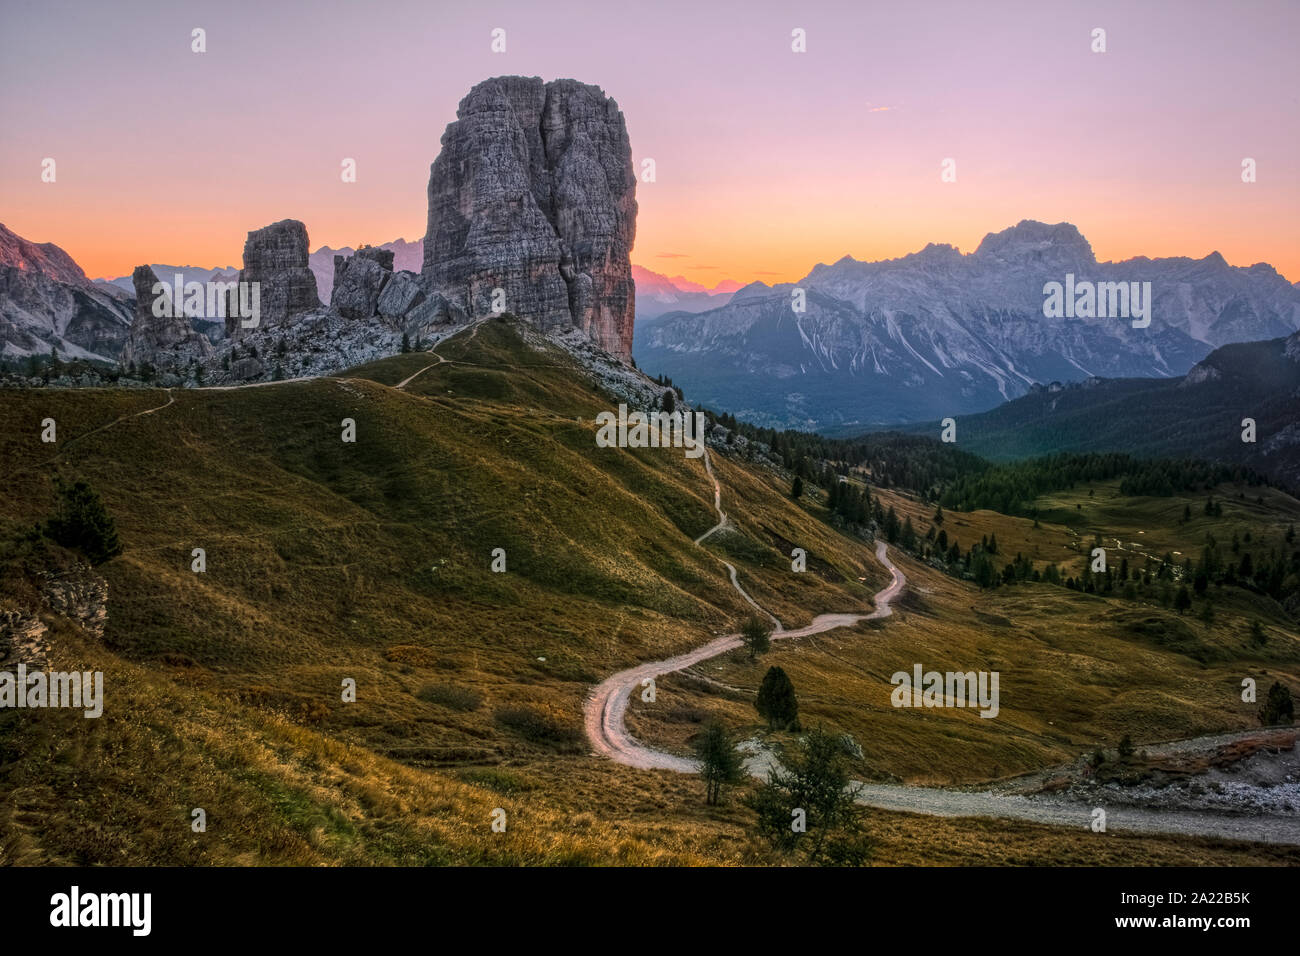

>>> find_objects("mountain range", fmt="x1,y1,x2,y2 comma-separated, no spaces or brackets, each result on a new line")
631,265,737,317
633,221,1300,431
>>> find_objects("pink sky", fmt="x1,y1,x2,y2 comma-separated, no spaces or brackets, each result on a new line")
2,0,1297,283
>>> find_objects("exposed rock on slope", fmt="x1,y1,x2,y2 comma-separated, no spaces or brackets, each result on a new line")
121,265,212,368
0,223,133,360
225,219,320,336
331,246,394,320
423,76,637,359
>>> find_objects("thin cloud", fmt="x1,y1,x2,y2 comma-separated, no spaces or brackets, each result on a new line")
655,252,690,259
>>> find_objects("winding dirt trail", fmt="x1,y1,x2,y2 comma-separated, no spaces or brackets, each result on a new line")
583,446,1300,847
395,354,446,389
584,443,904,770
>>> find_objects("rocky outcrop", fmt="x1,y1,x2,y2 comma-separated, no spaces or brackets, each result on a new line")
226,219,320,336
120,265,213,368
40,564,108,639
0,610,49,667
331,246,394,319
377,270,426,319
309,238,422,298
423,76,636,359
0,222,134,361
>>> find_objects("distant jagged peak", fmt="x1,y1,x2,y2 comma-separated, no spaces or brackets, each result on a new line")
973,220,1096,265
729,280,773,302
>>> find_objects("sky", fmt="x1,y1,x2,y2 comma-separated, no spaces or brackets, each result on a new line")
2,0,1297,284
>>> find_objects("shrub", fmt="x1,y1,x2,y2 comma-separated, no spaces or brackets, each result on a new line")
416,683,483,712
459,768,536,795
494,705,584,750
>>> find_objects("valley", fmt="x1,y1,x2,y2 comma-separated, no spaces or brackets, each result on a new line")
2,320,1296,866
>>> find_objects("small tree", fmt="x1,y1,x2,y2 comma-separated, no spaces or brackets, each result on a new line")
1117,734,1135,760
661,389,675,413
401,332,411,353
791,476,803,499
756,665,799,730
1249,620,1267,647
1259,682,1294,726
741,616,771,661
1174,586,1191,615
42,476,123,565
694,721,745,805
745,727,871,865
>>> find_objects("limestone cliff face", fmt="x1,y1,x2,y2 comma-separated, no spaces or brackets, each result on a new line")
121,265,212,368
423,76,636,359
226,219,320,336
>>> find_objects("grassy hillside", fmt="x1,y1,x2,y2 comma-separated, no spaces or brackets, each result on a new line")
894,334,1300,487
629,477,1300,789
1,318,1295,866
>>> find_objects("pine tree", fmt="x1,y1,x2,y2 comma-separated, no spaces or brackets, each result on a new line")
401,332,411,353
1259,682,1294,726
741,616,771,660
755,666,799,730
694,722,744,805
744,727,870,864
42,477,123,565
884,506,900,543
791,476,803,499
